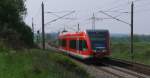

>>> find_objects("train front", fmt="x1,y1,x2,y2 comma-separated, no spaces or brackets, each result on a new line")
87,30,111,58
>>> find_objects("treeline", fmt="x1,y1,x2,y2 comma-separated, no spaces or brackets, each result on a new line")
0,0,34,48
111,34,150,43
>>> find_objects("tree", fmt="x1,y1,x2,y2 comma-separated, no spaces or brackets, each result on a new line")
0,0,34,48
0,0,26,29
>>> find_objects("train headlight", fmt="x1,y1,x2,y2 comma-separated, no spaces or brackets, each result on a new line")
95,49,106,53
102,50,106,52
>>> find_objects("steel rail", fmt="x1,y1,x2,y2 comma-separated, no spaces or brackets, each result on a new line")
98,61,146,78
46,45,150,78
110,58,150,75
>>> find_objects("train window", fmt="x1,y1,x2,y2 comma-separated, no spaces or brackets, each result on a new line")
69,40,76,49
62,39,67,47
77,40,87,51
59,39,66,47
78,40,88,51
59,39,61,46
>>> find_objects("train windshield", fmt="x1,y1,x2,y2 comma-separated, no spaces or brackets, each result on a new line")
87,30,107,51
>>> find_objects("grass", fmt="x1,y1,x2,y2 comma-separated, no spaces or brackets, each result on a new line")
0,48,91,78
111,42,150,65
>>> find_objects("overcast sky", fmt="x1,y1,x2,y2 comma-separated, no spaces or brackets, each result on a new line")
24,0,150,35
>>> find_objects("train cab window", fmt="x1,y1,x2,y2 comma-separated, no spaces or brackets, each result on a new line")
69,40,76,49
78,40,88,51
87,30,108,51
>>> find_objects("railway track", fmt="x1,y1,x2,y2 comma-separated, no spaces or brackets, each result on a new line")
95,66,144,78
110,58,150,75
93,61,149,78
46,45,150,78
97,58,150,76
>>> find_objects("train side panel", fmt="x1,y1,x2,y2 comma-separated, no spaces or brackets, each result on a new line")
58,30,111,59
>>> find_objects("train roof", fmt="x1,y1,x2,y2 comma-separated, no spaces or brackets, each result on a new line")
86,29,109,32
59,31,85,36
59,29,109,36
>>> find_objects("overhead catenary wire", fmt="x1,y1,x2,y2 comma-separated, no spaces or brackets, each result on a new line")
106,1,130,11
95,0,146,24
46,12,77,20
95,1,131,20
34,0,150,34
99,11,130,25
46,10,76,13
45,11,75,26
102,10,130,14
46,11,79,33
107,0,143,11
102,0,143,14
98,0,123,11
134,1,150,9
95,0,149,23
37,11,75,31
131,0,150,14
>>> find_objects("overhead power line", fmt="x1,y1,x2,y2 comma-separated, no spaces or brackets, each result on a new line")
46,11,75,13
99,11,130,25
98,0,123,11
46,12,77,20
103,0,142,13
135,1,150,9
102,10,130,14
134,0,144,2
46,12,61,17
44,11,75,26
108,0,143,11
106,1,130,11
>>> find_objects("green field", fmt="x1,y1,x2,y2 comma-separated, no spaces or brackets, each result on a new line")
111,42,150,65
0,48,91,78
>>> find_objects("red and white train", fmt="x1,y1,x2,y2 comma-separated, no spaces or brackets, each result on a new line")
58,30,111,59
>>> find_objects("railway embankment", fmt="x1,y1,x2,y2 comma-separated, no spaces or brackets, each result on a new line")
47,45,150,78
0,47,91,78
